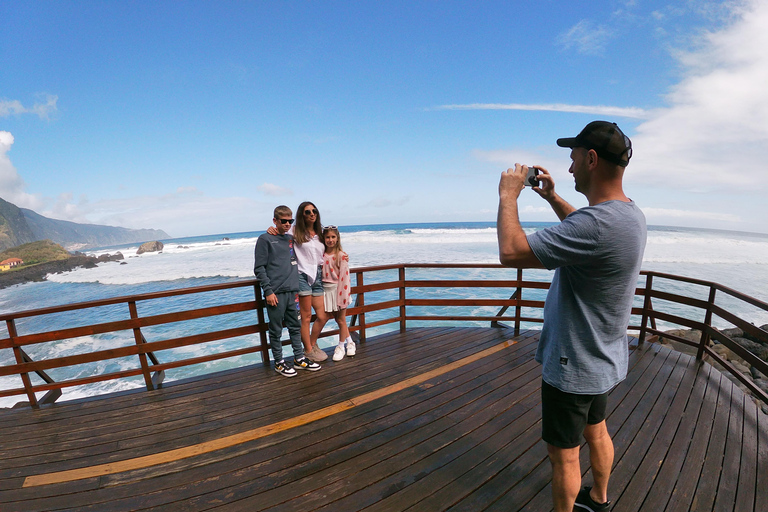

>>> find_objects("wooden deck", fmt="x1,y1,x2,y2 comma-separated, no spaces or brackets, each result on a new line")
0,327,766,512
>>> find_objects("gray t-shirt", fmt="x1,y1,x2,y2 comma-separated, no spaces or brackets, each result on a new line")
527,200,646,394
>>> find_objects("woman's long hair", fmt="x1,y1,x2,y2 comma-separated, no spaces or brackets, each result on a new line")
294,201,322,244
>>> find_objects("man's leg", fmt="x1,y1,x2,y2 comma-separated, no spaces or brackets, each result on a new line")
547,443,582,512
541,380,597,511
283,292,304,359
583,420,614,504
266,298,285,362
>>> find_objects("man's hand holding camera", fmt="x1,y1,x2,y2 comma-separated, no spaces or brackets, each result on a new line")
499,164,528,201
499,163,557,199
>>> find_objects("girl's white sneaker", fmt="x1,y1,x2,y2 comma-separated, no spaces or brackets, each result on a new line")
333,344,346,361
346,340,356,357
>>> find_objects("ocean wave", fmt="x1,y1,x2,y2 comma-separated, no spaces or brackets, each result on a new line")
38,225,768,285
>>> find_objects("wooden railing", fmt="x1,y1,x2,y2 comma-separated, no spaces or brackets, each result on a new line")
638,270,768,406
1,265,766,408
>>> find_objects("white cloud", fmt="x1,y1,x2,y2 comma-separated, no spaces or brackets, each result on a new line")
365,196,411,208
0,95,58,119
520,205,552,214
37,189,272,237
628,0,768,192
472,149,571,182
556,20,613,55
435,103,648,119
0,131,43,210
258,183,293,196
641,207,741,223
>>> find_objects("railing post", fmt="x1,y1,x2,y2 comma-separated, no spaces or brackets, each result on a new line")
698,286,717,360
19,348,62,405
129,301,154,391
515,268,523,336
253,283,270,365
639,274,653,343
399,266,406,333
7,319,39,408
357,271,366,343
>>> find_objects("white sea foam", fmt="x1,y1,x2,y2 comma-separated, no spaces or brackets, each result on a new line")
644,230,768,265
45,226,768,286
48,238,260,285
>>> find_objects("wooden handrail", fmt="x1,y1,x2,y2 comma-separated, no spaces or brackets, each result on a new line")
1,266,766,408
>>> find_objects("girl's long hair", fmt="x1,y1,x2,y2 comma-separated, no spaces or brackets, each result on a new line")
322,226,343,256
294,201,322,244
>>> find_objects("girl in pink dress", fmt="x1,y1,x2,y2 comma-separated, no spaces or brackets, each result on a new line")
321,226,355,361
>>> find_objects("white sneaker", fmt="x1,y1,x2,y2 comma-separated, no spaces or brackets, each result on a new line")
333,344,346,361
346,340,356,357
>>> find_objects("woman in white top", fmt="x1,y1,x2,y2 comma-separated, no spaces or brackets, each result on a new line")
293,201,332,361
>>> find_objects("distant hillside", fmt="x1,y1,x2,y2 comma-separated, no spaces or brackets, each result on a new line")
0,197,37,249
0,239,70,266
0,197,170,251
0,240,126,290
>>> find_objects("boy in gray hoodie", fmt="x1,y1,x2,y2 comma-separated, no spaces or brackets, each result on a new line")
254,205,321,377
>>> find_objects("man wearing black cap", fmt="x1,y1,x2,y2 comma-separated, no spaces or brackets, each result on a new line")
497,121,646,512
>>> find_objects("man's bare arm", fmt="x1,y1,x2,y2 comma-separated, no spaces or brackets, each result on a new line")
530,167,576,221
497,165,545,268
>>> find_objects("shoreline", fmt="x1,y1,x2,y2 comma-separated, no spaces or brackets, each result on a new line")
0,253,124,290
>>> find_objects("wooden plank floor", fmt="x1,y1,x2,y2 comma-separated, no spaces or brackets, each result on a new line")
0,327,765,511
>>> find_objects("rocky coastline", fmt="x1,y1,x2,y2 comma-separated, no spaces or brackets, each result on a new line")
655,325,768,414
0,252,124,290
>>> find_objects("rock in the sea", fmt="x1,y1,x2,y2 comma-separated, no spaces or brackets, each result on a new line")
96,251,124,262
137,241,164,255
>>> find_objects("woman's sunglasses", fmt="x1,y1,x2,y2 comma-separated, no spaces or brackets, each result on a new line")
303,208,318,216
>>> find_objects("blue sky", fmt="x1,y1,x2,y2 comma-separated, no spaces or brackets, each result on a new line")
2,1,767,237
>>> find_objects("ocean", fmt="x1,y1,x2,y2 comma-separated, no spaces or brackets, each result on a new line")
2,222,767,408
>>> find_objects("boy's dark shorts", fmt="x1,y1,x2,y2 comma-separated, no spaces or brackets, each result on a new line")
541,380,609,449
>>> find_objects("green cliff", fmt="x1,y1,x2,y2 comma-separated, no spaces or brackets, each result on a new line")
0,197,37,250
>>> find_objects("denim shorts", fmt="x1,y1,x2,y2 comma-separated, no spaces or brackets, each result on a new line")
298,266,324,297
541,380,609,448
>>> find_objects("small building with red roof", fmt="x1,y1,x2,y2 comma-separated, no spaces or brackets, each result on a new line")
0,257,24,271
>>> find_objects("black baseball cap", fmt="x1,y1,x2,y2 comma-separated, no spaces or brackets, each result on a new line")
556,121,633,167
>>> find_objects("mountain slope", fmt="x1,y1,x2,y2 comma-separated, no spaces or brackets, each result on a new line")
21,208,170,250
0,197,37,250
0,197,170,251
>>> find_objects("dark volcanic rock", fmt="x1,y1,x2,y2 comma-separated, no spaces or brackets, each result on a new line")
733,337,768,361
743,324,768,345
0,255,101,289
96,251,124,262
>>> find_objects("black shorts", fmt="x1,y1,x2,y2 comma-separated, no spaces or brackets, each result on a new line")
541,380,609,449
